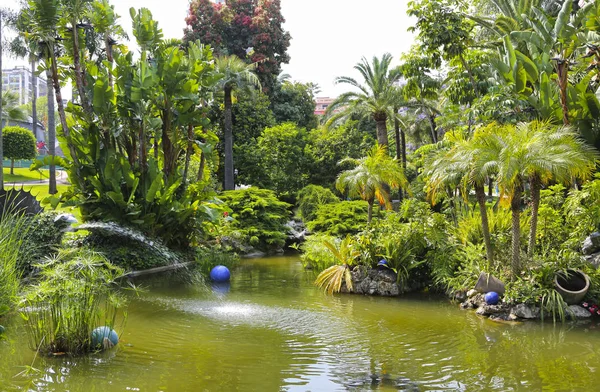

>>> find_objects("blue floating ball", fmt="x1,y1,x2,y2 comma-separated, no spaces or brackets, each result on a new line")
91,326,119,350
484,291,500,305
377,259,388,267
210,265,231,282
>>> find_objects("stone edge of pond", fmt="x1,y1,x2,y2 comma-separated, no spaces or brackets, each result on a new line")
123,261,195,278
458,292,594,323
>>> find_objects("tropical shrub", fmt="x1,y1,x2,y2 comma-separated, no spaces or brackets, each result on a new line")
18,212,71,273
2,126,37,174
20,249,127,354
307,201,372,236
296,233,340,271
31,9,222,249
314,236,361,294
296,185,339,222
219,187,291,252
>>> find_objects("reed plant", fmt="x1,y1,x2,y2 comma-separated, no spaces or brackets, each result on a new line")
0,212,31,317
20,248,126,355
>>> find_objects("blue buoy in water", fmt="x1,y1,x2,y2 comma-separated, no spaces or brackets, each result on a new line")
210,265,231,282
484,291,500,305
377,259,388,267
91,326,119,350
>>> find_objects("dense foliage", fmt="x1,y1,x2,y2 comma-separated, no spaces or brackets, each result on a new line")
183,0,291,95
296,185,339,222
218,187,291,252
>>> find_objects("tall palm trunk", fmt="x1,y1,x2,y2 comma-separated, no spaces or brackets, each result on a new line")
556,61,569,125
528,176,541,258
47,69,56,195
475,184,494,264
71,22,92,116
223,86,235,190
197,151,205,182
31,59,37,142
511,187,522,278
394,114,401,161
400,128,407,171
374,113,389,147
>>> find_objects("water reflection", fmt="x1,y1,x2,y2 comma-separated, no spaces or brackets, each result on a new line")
3,256,600,391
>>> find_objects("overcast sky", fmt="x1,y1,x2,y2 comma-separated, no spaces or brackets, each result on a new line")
1,0,414,97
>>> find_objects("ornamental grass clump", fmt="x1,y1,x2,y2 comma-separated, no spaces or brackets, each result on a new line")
20,249,126,355
0,213,31,317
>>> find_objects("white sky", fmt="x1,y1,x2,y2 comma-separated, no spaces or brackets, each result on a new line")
1,0,414,97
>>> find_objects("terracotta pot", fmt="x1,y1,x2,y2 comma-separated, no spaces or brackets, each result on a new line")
474,272,505,295
554,269,590,305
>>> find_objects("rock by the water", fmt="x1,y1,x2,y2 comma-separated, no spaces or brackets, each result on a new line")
582,232,600,255
584,252,600,269
243,251,267,259
567,305,592,319
461,293,487,310
467,289,477,298
351,267,400,296
285,220,307,245
475,304,509,316
510,303,540,319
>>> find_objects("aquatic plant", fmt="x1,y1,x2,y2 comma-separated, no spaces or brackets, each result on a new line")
20,249,127,355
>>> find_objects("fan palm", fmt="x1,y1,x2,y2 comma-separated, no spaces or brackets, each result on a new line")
325,53,399,147
214,55,261,190
497,121,597,276
1,90,27,126
427,125,505,265
336,144,408,224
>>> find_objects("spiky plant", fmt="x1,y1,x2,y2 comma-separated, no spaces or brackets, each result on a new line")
314,236,360,294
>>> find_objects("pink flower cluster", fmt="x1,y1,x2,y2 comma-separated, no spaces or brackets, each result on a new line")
582,302,600,316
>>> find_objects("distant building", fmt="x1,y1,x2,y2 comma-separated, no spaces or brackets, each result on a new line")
2,66,48,106
314,97,334,116
1,117,45,142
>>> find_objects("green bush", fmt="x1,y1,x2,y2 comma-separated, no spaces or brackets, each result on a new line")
18,212,71,273
2,126,37,174
20,248,127,354
307,201,373,236
219,187,291,252
296,185,339,222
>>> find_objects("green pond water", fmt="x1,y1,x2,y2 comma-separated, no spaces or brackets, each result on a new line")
2,256,600,391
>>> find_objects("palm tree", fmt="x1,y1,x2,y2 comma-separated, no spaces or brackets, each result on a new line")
325,54,399,147
515,121,597,258
427,126,505,265
1,91,27,126
496,121,597,276
336,144,408,224
214,55,261,191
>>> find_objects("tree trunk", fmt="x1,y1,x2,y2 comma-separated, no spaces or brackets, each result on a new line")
71,21,92,116
367,199,373,224
475,184,494,264
105,36,114,88
427,113,437,143
400,128,407,171
0,15,4,191
50,46,79,168
223,86,235,190
488,177,493,198
374,116,389,147
197,151,205,182
556,61,570,125
47,69,57,195
394,111,401,161
511,186,522,279
528,176,541,258
182,124,194,190
10,159,14,175
31,59,37,143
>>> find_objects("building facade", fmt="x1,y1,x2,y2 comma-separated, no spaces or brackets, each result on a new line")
314,97,334,116
2,66,48,106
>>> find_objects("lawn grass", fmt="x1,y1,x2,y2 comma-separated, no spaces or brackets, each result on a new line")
4,167,49,183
